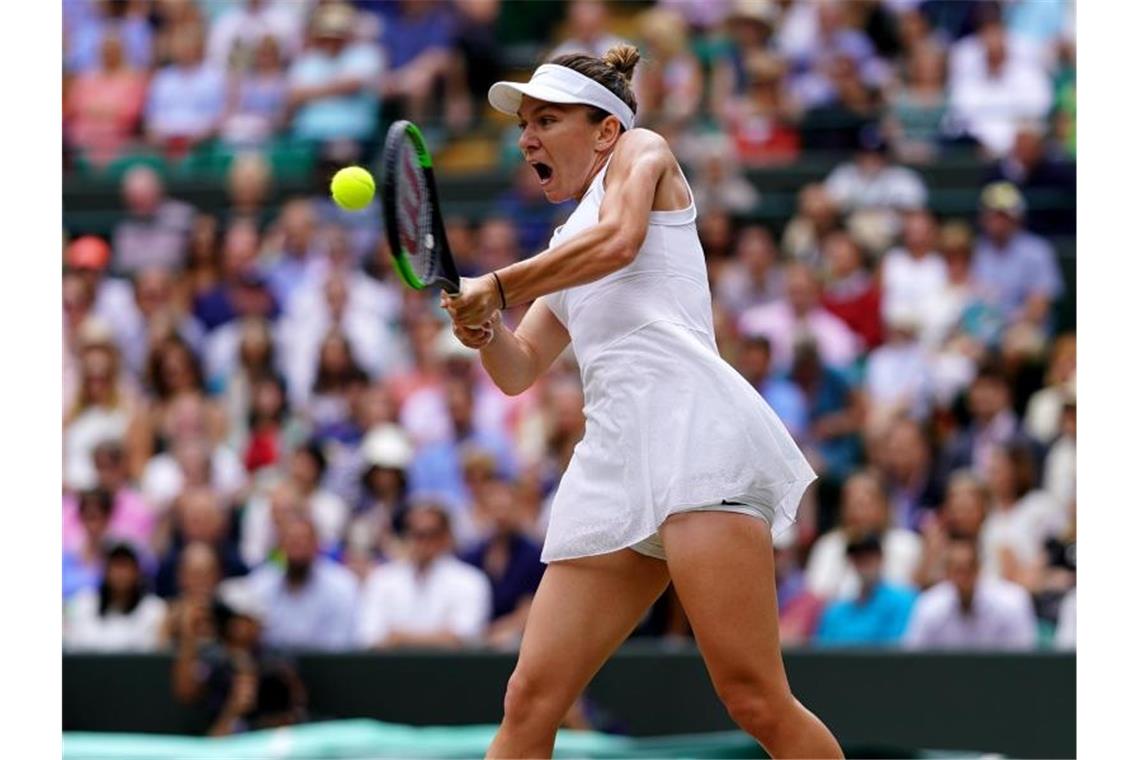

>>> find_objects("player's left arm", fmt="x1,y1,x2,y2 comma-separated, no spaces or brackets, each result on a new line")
448,130,673,326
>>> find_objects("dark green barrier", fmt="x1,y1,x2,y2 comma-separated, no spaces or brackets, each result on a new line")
63,646,1074,758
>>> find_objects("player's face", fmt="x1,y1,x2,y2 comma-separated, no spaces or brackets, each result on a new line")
517,97,613,203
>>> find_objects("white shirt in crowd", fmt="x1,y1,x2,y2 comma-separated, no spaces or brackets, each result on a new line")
246,559,359,651
206,0,302,69
64,406,132,491
63,590,167,652
823,163,928,214
980,490,1063,576
864,339,934,421
1043,436,1076,513
948,58,1053,156
805,528,923,600
904,577,1038,650
140,445,248,513
241,488,350,568
880,248,950,346
355,556,492,648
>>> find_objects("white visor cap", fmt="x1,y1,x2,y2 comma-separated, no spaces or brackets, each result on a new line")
488,64,635,131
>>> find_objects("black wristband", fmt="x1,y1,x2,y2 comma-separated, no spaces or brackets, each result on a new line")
491,271,507,310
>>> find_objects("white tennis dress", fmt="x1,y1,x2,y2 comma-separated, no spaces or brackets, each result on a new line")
539,158,816,563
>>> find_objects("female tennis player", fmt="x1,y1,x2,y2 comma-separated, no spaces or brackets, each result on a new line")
442,45,842,759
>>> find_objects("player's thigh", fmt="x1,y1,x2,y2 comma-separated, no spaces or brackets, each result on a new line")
506,548,671,716
658,512,792,700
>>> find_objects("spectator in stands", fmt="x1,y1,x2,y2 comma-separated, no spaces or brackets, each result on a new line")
734,335,808,441
379,0,470,131
980,442,1062,588
914,470,988,589
112,166,196,275
407,373,518,513
145,24,227,159
687,136,762,216
159,542,225,648
779,0,888,103
183,214,223,303
64,542,167,652
63,489,115,600
805,470,922,600
782,183,841,268
173,578,307,736
984,123,1075,235
246,517,359,651
714,225,784,314
287,2,383,147
193,220,280,331
823,126,928,252
880,209,949,349
279,273,402,406
814,533,918,647
127,335,228,476
241,374,308,475
864,309,933,427
261,199,324,311
820,230,882,352
940,362,1030,480
494,165,567,257
210,317,279,436
788,338,863,489
632,7,703,136
946,14,1053,157
155,487,248,599
242,442,349,563
903,537,1037,650
549,0,627,59
64,338,137,492
356,503,492,649
880,419,944,533
739,264,860,374
1042,396,1076,512
63,440,155,555
709,0,780,108
119,266,207,377
1023,332,1076,446
884,41,949,164
344,423,416,572
450,0,504,129
798,51,878,153
65,236,140,358
972,182,1063,334
65,0,153,75
140,409,248,512
305,329,370,436
722,51,801,166
459,475,545,649
65,31,149,168
206,0,301,71
223,153,274,231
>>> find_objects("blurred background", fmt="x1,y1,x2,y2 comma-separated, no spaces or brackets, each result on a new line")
60,0,1076,756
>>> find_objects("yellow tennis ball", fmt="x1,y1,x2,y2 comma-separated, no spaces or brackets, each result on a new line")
330,166,375,211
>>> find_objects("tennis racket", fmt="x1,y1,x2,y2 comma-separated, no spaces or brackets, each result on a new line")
381,120,462,295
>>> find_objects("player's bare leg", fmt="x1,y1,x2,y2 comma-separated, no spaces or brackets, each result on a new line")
485,549,670,759
660,511,844,759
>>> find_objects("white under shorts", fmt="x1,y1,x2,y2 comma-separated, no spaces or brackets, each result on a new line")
627,500,776,562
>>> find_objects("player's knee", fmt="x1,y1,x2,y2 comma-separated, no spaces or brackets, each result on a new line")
502,670,563,730
718,681,792,742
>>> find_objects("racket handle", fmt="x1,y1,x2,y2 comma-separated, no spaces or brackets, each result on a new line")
443,279,461,295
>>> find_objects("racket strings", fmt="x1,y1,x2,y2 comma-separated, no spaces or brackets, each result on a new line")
394,144,437,282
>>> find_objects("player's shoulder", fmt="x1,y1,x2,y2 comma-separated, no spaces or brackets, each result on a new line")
612,128,673,166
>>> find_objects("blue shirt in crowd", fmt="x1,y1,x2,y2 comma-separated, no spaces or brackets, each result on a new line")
971,231,1063,324
460,533,545,621
814,582,918,647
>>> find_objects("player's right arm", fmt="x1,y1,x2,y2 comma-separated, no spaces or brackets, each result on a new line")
445,295,570,396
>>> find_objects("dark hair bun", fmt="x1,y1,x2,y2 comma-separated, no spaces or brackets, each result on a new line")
601,44,640,83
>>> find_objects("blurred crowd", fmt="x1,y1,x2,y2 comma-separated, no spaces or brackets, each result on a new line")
62,0,1077,728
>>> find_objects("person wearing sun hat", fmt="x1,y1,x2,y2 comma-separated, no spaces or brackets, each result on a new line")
972,180,1063,331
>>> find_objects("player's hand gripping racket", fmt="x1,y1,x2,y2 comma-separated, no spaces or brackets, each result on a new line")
381,120,462,294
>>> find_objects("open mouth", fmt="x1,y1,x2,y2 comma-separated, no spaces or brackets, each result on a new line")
532,162,553,186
